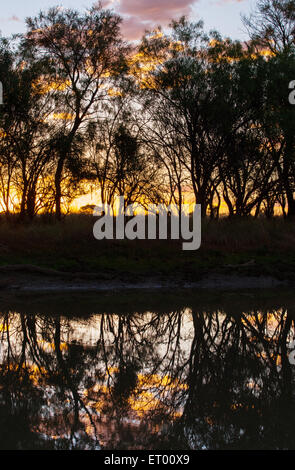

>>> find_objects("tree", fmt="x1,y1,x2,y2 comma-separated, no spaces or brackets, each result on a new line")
138,20,269,217
23,4,129,219
89,103,164,210
243,0,295,55
0,40,56,219
138,20,222,217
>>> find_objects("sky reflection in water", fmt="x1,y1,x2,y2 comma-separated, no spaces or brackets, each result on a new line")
0,292,295,450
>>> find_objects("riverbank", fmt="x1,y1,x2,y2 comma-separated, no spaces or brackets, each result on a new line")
0,278,295,318
0,214,295,292
0,264,290,293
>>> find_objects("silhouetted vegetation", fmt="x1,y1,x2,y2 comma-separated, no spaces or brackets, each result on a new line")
0,1,294,220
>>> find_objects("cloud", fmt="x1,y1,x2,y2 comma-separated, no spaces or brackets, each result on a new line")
8,15,21,22
0,15,22,24
116,0,198,40
120,16,150,40
118,0,196,23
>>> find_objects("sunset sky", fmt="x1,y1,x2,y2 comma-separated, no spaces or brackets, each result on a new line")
0,0,254,41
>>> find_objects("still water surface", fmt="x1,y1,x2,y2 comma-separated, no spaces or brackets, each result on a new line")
0,289,295,450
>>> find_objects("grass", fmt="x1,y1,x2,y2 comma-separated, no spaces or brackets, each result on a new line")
0,214,295,281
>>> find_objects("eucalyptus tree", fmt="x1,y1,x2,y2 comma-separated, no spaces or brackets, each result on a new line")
0,40,18,215
243,0,295,55
264,53,295,217
0,39,57,219
23,4,129,219
138,19,272,217
142,119,191,210
243,0,295,217
138,19,217,217
220,131,277,217
87,81,165,210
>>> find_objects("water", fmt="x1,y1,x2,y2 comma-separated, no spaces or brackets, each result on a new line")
0,289,295,450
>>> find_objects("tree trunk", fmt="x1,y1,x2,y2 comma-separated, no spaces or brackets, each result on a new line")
287,192,295,218
55,157,65,221
19,183,28,221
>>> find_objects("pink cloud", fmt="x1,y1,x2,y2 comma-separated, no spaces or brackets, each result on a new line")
118,0,196,22
120,16,149,40
0,15,22,23
9,15,21,22
116,0,199,40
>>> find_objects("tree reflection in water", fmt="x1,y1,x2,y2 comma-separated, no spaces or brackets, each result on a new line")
0,304,295,450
